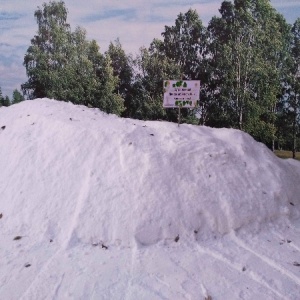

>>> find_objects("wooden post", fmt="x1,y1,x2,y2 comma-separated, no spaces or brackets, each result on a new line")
178,106,181,127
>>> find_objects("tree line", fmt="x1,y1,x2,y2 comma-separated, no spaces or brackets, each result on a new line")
7,0,300,155
0,87,24,107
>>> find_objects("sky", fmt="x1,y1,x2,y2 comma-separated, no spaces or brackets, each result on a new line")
1,98,300,298
0,0,300,98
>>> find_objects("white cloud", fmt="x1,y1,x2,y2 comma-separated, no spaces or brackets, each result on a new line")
67,1,222,54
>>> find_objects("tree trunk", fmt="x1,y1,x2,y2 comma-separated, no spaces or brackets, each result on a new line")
292,118,296,159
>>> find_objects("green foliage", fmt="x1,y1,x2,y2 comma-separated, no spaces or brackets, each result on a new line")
0,87,3,107
17,0,300,152
276,18,300,156
22,2,99,104
134,44,184,121
22,1,123,115
2,96,11,107
22,1,71,99
105,39,133,117
205,0,290,145
12,89,24,104
127,10,205,123
93,55,124,115
0,87,10,107
162,9,206,80
106,39,133,97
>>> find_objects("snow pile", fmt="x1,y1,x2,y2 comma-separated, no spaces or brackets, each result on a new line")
1,98,300,299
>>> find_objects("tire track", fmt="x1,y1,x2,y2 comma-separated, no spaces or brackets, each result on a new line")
231,232,300,287
21,136,97,299
63,149,96,250
196,241,288,300
20,247,63,300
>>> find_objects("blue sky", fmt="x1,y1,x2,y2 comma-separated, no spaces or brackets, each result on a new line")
0,0,299,99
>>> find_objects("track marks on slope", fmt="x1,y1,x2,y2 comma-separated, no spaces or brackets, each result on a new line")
124,246,193,300
51,273,65,299
196,237,290,300
63,151,97,250
231,231,300,287
20,247,63,299
124,245,139,300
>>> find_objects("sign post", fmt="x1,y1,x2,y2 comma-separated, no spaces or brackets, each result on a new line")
163,80,200,126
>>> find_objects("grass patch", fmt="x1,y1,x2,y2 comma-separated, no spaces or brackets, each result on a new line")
274,150,300,161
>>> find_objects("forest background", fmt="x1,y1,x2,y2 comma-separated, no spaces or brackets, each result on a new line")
0,0,299,157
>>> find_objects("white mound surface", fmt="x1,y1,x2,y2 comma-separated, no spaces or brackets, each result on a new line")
1,98,300,300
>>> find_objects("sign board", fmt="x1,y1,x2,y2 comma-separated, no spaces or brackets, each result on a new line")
163,80,200,108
